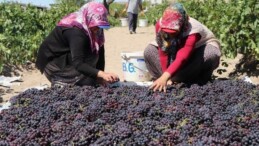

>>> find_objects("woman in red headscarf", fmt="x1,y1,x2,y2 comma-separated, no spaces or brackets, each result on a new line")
144,2,221,92
36,2,119,87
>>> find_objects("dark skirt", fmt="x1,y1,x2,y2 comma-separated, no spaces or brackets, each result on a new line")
44,61,95,87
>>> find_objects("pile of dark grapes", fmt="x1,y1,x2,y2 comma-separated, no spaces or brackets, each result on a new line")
0,79,258,145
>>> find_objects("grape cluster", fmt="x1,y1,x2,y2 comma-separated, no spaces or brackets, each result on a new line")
0,79,258,145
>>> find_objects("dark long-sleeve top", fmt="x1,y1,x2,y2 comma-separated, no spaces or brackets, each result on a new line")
36,26,105,78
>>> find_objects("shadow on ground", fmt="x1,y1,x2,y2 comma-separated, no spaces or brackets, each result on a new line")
229,55,259,77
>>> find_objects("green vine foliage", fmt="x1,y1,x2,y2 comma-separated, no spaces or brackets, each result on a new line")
0,0,258,73
0,4,46,71
144,2,168,25
0,3,79,73
109,2,127,18
143,0,258,59
180,0,258,59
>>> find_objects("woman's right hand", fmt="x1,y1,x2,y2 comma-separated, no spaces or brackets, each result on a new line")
97,71,120,84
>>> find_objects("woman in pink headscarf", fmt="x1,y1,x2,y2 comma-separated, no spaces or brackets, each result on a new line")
36,2,119,87
144,2,221,92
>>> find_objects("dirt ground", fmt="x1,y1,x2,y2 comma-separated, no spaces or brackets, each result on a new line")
0,25,259,105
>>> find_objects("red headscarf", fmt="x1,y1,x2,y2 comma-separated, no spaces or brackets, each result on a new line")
159,2,189,33
57,2,109,53
156,2,189,64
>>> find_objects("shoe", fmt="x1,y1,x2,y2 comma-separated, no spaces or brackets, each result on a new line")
130,30,133,34
51,81,69,88
133,31,136,34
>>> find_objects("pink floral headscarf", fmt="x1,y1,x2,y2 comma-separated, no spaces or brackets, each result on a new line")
57,2,109,53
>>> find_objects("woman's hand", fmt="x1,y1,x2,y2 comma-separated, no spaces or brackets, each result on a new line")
149,72,171,92
97,71,120,84
96,78,108,86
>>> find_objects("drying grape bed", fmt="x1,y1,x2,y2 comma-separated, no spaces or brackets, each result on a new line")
0,79,258,145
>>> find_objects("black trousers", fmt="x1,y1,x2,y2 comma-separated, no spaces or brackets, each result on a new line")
128,12,138,32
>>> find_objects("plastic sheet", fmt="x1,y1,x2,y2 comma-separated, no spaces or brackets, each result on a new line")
0,76,22,87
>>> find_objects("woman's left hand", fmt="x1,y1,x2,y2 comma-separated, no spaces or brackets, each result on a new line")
149,72,171,92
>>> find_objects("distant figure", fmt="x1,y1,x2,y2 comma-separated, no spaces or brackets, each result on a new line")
36,2,119,87
124,0,143,34
144,2,221,92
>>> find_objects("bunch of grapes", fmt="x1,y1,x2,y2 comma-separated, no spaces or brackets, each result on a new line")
0,79,258,145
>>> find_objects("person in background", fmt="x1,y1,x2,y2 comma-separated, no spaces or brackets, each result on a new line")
36,2,119,87
124,0,143,34
144,2,221,92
